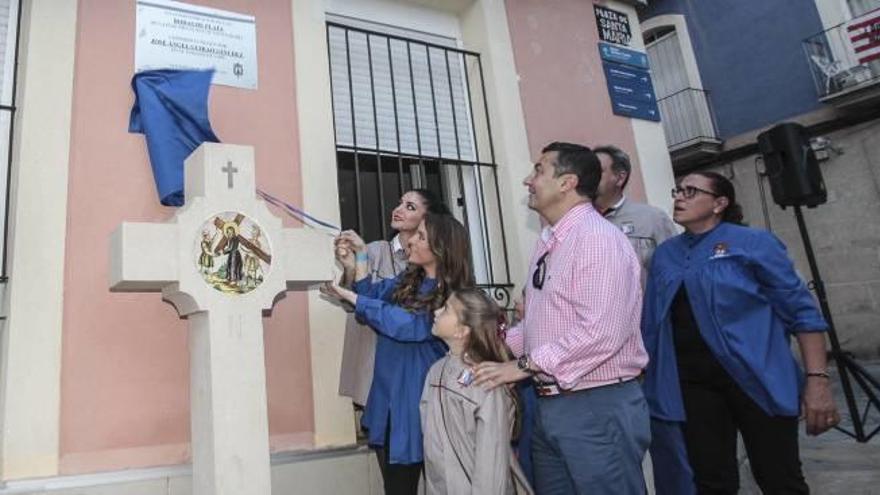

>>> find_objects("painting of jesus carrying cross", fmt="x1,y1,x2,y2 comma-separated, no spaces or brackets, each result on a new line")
194,211,272,295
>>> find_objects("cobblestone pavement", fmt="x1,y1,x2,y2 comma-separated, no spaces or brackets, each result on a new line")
740,361,880,494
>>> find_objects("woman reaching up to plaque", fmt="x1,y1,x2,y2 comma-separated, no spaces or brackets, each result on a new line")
336,189,449,408
322,213,473,495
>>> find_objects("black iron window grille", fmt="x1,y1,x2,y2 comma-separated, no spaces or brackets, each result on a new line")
326,21,513,309
0,0,21,282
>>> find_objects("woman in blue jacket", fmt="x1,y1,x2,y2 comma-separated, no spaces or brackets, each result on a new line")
643,171,839,494
324,213,474,495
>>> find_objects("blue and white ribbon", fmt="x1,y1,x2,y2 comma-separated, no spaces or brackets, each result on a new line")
257,189,341,234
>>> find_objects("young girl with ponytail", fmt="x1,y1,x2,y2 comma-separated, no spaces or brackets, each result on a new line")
420,288,533,495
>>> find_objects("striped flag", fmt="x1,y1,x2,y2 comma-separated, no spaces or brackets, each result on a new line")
848,8,880,65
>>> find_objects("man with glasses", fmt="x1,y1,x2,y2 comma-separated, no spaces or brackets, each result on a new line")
474,142,650,494
594,145,677,287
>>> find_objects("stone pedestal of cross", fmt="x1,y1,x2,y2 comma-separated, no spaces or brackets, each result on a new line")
109,143,333,495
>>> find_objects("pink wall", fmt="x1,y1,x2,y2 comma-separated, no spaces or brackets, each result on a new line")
505,0,647,201
60,0,315,473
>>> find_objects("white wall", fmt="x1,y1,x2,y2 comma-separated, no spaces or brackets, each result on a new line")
291,0,358,448
618,2,678,214
326,0,461,40
0,0,77,480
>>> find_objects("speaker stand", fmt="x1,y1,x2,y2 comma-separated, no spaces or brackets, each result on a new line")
793,205,880,442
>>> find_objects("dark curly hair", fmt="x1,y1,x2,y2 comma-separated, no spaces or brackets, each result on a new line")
391,213,474,311
409,188,450,215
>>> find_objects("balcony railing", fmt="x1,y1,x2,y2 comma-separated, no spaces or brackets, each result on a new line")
803,9,880,102
657,87,721,150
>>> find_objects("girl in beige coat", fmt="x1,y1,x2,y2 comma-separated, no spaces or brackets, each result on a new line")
420,289,533,495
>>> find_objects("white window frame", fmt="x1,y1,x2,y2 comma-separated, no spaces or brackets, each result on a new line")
642,14,705,92
0,0,21,280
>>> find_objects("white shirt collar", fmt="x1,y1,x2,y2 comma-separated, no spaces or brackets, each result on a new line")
391,234,404,254
540,226,553,243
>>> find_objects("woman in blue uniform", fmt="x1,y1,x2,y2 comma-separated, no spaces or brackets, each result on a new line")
642,171,839,494
324,213,474,495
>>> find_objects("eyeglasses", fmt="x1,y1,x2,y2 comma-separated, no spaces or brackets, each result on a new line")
671,185,719,199
532,252,549,290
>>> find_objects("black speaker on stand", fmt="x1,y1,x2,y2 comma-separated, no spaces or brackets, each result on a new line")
758,122,880,442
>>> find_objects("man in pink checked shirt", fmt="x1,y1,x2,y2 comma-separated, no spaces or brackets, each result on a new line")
474,142,650,494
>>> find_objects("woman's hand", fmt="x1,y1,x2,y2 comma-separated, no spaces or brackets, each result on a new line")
320,281,358,306
334,236,355,271
795,333,839,435
335,230,370,284
802,376,840,435
338,230,367,254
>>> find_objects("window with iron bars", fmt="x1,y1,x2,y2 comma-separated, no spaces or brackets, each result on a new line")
0,0,21,282
326,20,513,309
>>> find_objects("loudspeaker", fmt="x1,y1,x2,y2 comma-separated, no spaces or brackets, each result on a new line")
757,122,827,208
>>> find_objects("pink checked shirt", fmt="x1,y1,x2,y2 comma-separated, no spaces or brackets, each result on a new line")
506,202,648,390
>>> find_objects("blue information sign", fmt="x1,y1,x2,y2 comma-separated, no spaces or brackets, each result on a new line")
598,42,649,70
602,60,661,122
603,63,653,89
609,98,661,122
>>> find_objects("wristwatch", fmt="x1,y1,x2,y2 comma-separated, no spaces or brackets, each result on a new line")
517,354,533,374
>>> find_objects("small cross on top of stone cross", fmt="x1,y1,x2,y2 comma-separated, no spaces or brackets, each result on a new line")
222,161,238,189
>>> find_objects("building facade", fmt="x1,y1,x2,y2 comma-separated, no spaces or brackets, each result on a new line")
641,0,880,357
0,0,673,492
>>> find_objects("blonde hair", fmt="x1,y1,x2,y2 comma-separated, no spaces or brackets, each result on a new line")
450,288,522,438
451,288,512,364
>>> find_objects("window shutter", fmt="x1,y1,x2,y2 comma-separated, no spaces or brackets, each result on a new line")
328,21,475,161
0,0,18,276
0,0,14,104
646,30,688,98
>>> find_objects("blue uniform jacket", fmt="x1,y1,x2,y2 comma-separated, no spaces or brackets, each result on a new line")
642,222,827,421
353,275,447,464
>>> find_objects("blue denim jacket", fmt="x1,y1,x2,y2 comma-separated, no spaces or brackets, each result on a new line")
354,275,446,464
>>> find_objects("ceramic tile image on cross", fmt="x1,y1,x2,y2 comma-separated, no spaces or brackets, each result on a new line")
196,211,272,295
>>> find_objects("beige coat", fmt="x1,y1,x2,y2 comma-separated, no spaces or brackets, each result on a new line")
338,239,408,406
420,354,534,495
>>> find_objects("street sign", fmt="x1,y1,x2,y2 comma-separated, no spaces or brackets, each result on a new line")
603,62,653,89
608,97,661,122
594,5,632,46
602,60,661,122
607,81,655,103
598,42,649,70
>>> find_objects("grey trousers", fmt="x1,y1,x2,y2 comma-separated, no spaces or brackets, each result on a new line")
531,379,650,495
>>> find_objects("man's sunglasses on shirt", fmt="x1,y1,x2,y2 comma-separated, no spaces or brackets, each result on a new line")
532,251,549,290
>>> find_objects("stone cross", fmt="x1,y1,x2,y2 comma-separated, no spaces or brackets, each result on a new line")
109,143,333,495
